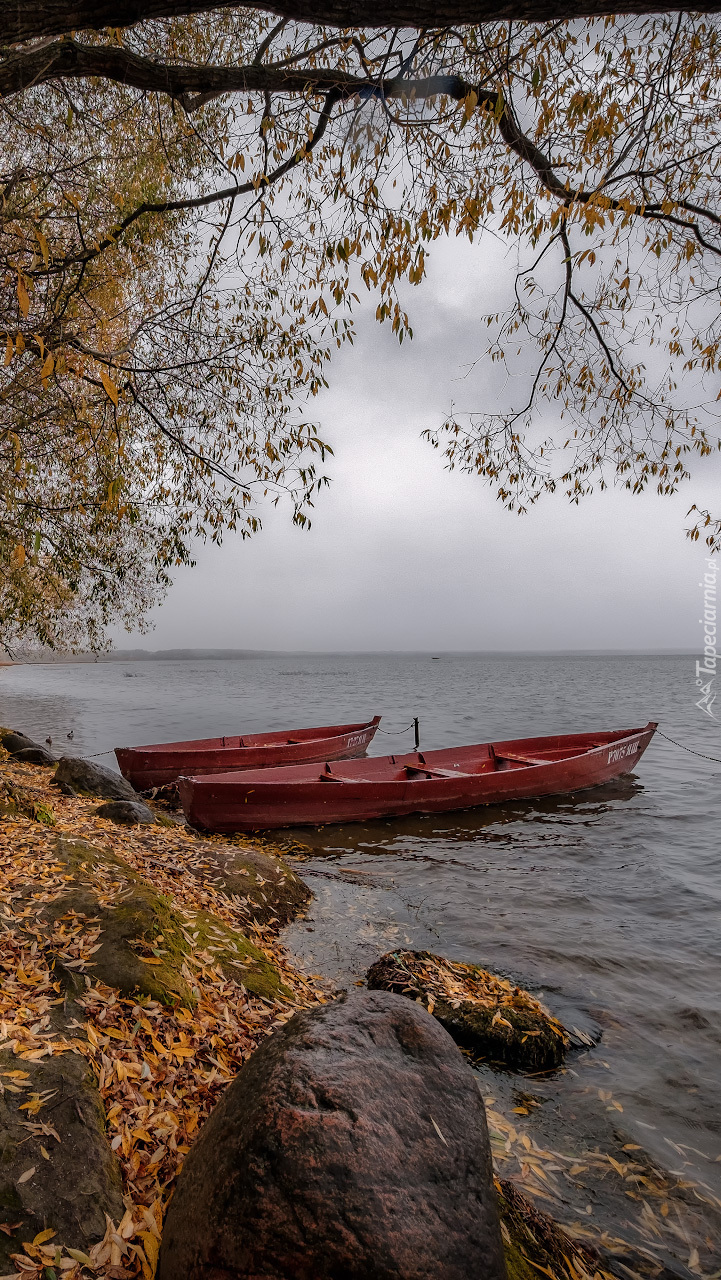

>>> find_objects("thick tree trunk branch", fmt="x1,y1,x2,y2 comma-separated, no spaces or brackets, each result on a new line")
3,0,721,50
0,37,466,102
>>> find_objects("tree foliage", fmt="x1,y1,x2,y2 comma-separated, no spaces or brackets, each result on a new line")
2,4,721,645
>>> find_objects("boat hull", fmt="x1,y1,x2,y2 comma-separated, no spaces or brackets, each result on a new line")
115,717,381,790
179,722,657,832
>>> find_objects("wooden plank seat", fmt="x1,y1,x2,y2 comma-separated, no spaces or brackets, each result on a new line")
320,766,369,782
405,765,472,779
495,751,550,766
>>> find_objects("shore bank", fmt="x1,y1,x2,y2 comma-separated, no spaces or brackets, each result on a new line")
0,744,718,1278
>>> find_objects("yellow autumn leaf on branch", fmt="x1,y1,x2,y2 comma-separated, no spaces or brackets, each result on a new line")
101,369,120,406
17,274,29,318
40,353,54,380
4,334,12,366
11,545,26,567
462,90,478,123
35,229,49,268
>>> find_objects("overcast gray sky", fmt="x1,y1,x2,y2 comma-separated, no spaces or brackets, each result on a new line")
113,234,719,653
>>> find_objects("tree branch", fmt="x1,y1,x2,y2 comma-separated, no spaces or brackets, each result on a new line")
7,38,719,269
0,37,465,103
4,0,721,49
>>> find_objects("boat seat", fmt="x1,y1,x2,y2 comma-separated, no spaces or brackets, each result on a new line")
495,751,549,766
405,765,472,779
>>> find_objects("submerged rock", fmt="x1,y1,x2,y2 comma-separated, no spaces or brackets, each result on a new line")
53,755,137,800
12,745,57,765
158,989,506,1280
498,1179,597,1280
367,950,568,1073
95,798,156,825
0,1050,124,1272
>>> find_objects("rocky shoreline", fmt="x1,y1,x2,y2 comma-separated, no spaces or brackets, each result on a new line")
0,733,713,1279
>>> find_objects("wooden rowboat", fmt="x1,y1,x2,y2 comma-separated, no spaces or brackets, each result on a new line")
115,716,381,791
178,722,657,833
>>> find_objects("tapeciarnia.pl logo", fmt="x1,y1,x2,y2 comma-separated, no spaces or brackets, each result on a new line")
696,558,718,718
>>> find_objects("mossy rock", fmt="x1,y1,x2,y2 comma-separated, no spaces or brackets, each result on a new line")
189,840,311,927
0,779,55,824
366,950,568,1072
0,1049,124,1270
497,1179,598,1280
49,837,290,1006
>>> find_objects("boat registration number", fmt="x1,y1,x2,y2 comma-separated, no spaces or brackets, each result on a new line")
346,732,370,748
607,739,639,765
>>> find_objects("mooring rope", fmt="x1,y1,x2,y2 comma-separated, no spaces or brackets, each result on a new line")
656,729,721,765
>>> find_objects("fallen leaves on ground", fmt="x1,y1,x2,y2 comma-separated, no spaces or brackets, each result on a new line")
0,752,327,1279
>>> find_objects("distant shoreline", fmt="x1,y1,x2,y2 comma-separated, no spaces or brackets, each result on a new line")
1,647,697,665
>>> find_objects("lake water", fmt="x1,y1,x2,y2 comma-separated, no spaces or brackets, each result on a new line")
1,653,720,1262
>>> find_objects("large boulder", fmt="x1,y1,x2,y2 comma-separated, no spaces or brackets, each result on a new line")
158,989,507,1280
51,836,290,1005
53,755,137,800
189,839,311,926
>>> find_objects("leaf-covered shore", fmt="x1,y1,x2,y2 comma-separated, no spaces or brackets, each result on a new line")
1,750,719,1280
0,748,326,1279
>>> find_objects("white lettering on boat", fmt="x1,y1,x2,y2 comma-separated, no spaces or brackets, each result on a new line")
607,739,640,765
346,732,370,748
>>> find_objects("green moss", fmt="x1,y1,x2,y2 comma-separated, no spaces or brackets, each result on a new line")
52,837,289,1007
0,780,53,824
153,812,177,827
185,910,291,1001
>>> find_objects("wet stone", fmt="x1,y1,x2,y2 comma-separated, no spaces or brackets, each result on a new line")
53,755,137,800
11,745,57,765
158,989,507,1280
367,949,568,1073
95,799,157,825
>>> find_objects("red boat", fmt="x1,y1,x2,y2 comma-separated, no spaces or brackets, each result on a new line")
178,722,658,832
115,716,381,791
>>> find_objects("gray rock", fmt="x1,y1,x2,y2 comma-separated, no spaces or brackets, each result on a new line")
12,745,57,766
158,989,506,1280
1,730,42,755
0,1050,124,1272
95,799,156,825
53,755,137,800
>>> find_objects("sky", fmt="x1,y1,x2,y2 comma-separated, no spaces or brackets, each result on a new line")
113,234,719,654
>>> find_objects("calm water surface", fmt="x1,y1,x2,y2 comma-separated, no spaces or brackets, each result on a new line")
1,653,719,1256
